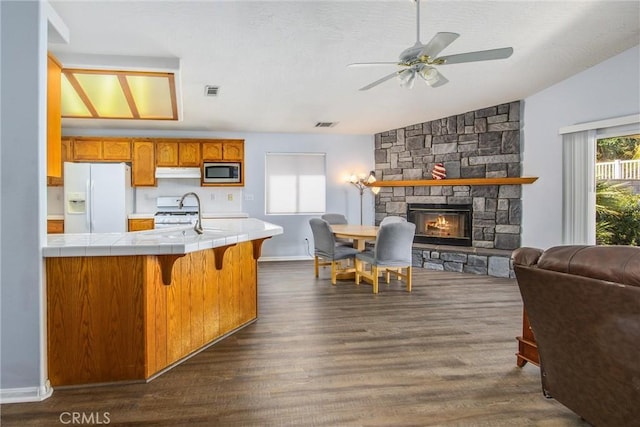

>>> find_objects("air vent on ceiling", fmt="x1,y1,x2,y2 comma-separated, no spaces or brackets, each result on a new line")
315,122,337,128
204,85,219,96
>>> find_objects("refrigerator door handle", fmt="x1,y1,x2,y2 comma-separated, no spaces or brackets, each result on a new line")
90,180,96,232
85,179,91,231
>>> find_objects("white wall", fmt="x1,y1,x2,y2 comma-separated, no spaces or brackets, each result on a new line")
0,0,62,402
522,45,640,249
61,128,374,259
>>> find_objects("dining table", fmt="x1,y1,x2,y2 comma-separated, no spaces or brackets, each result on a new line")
330,224,379,251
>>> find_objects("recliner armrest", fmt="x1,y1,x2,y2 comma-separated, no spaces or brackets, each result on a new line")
511,247,544,267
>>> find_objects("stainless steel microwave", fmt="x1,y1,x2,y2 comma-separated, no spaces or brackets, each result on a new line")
203,162,241,183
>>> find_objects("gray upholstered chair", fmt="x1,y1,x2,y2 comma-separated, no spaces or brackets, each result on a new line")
309,218,359,285
355,222,416,294
321,213,348,225
379,215,406,226
321,213,352,246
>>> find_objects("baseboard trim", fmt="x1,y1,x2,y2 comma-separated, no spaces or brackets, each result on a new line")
259,256,313,262
0,382,53,403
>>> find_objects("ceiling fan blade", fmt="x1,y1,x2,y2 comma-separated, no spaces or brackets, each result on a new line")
348,62,399,67
358,71,399,91
435,47,514,65
419,32,459,58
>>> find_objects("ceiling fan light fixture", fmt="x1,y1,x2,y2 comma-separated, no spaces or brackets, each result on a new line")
419,66,440,86
398,69,416,89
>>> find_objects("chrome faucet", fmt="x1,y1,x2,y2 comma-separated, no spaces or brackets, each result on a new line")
179,192,203,234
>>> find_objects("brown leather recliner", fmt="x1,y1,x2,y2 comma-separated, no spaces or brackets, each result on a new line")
512,245,640,427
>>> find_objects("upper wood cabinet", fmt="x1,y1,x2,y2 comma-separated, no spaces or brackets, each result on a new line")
132,141,156,186
202,140,244,161
178,142,201,166
156,140,202,167
58,137,243,187
222,140,244,160
102,139,132,161
47,54,62,178
47,138,71,186
201,142,223,160
73,138,103,160
72,137,131,162
155,141,179,167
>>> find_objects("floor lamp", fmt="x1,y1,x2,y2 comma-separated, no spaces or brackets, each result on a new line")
349,171,380,225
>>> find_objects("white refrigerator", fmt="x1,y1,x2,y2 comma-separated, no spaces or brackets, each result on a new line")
64,162,133,233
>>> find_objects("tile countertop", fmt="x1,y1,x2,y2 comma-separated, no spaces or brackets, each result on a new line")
127,212,250,219
43,218,283,258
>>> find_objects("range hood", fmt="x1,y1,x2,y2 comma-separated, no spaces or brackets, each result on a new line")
155,167,201,179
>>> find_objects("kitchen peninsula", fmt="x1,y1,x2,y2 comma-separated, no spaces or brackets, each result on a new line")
44,218,282,386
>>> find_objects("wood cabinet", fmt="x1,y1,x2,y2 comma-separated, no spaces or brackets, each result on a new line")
59,137,243,187
73,137,131,162
102,139,131,161
516,308,539,367
128,218,155,232
201,141,222,160
202,139,244,161
156,140,201,167
47,138,71,186
221,140,244,160
155,141,179,166
178,141,201,166
73,138,103,161
46,241,261,385
132,141,156,186
47,219,64,234
47,54,62,178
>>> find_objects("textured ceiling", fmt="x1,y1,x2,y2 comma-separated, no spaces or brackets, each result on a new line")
49,0,640,135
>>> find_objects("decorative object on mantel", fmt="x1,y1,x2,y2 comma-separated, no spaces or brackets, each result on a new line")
431,163,446,180
349,171,381,225
366,177,539,188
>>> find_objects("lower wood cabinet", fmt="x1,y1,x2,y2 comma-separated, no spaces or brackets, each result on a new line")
47,219,64,234
128,218,155,231
46,241,259,386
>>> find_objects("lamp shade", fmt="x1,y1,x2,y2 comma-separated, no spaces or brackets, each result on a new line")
399,69,416,89
419,66,440,86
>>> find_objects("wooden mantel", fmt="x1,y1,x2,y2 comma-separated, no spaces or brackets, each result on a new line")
368,177,538,187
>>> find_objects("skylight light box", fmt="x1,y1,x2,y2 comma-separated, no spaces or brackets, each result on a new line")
53,53,182,121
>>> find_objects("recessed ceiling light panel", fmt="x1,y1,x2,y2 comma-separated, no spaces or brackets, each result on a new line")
61,69,178,121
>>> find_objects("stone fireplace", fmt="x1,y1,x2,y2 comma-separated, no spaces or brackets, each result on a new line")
373,101,525,277
408,203,472,246
374,101,522,252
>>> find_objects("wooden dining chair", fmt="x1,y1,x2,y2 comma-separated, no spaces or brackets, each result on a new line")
309,218,359,285
355,222,416,294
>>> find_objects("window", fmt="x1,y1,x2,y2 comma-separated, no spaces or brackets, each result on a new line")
265,153,326,214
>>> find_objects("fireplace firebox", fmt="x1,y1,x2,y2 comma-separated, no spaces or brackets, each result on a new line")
407,203,472,246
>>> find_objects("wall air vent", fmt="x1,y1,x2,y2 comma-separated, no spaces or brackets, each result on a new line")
315,122,337,128
204,85,219,96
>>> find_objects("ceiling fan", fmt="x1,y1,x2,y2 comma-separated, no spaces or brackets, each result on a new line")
349,0,514,91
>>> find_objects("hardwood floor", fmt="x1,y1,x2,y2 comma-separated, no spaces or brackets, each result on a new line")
1,261,588,426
